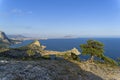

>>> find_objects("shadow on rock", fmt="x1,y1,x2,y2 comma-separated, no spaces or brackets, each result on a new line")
0,59,103,80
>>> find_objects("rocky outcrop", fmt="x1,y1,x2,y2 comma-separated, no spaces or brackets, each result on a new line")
0,39,120,80
0,31,11,44
78,61,120,80
27,40,46,50
0,60,119,80
29,40,41,47
0,31,22,48
67,48,81,55
42,48,81,56
0,40,45,58
0,61,52,80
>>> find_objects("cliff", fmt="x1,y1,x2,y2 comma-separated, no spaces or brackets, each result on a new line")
0,31,23,48
0,31,11,44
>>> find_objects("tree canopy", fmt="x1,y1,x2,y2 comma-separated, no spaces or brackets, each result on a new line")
80,40,104,61
80,39,117,65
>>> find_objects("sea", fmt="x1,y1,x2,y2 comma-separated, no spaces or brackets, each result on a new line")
11,38,120,59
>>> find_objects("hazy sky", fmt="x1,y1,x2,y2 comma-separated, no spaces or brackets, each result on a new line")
0,0,120,38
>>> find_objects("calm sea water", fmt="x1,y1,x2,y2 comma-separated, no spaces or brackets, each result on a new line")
40,38,120,59
11,38,120,59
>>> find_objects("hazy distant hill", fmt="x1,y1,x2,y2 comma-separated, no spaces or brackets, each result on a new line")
7,34,41,40
0,31,23,48
8,35,27,39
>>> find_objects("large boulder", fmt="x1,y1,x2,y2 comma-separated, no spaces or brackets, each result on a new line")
70,48,81,55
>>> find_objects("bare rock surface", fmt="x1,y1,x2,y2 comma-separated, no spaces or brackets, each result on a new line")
0,61,52,80
0,60,119,80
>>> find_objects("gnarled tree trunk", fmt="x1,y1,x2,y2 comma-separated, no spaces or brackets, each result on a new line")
90,55,94,62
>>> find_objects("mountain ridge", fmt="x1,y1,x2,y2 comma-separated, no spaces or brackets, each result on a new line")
0,31,11,44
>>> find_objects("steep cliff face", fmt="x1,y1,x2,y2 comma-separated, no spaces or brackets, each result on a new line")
0,31,11,44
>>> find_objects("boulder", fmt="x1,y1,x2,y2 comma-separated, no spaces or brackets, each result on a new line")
70,48,81,55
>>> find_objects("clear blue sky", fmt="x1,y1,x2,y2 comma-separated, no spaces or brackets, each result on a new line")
0,0,120,38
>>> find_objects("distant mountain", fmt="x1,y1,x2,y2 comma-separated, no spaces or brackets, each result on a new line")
0,31,13,48
0,31,11,44
8,35,27,39
64,35,77,39
0,31,23,48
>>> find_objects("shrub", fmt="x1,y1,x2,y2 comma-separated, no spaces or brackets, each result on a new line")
26,49,35,56
71,52,80,61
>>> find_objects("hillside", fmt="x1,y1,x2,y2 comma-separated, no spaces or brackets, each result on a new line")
7,35,26,39
0,40,120,80
0,31,22,48
0,31,12,48
0,60,120,80
0,31,11,44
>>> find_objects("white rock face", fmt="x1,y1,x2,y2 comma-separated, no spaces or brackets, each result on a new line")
71,48,81,55
32,40,41,47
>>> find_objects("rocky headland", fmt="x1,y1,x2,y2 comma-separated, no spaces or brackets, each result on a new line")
0,31,22,48
0,38,120,80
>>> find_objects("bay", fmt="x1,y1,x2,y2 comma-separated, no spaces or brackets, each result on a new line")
11,38,120,59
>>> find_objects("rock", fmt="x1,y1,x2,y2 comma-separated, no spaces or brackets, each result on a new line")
27,40,45,50
30,40,41,47
41,45,46,50
0,31,11,44
0,60,119,80
0,60,8,63
27,40,46,51
70,48,81,55
0,61,52,80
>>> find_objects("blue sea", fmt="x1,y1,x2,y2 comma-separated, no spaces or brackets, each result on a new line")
11,38,120,59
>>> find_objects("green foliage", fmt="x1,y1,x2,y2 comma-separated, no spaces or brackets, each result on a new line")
101,55,117,65
71,52,80,61
63,53,70,58
26,49,35,56
61,52,80,61
80,39,117,65
80,40,104,61
42,55,51,59
116,58,120,66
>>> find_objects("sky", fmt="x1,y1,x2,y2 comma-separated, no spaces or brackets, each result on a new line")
0,0,120,38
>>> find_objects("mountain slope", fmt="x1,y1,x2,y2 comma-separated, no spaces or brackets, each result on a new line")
7,35,26,39
0,60,119,80
0,31,11,44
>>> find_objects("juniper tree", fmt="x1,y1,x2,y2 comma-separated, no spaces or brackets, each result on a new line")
80,40,104,62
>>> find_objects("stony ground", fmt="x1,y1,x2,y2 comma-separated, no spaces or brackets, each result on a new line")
0,60,120,80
